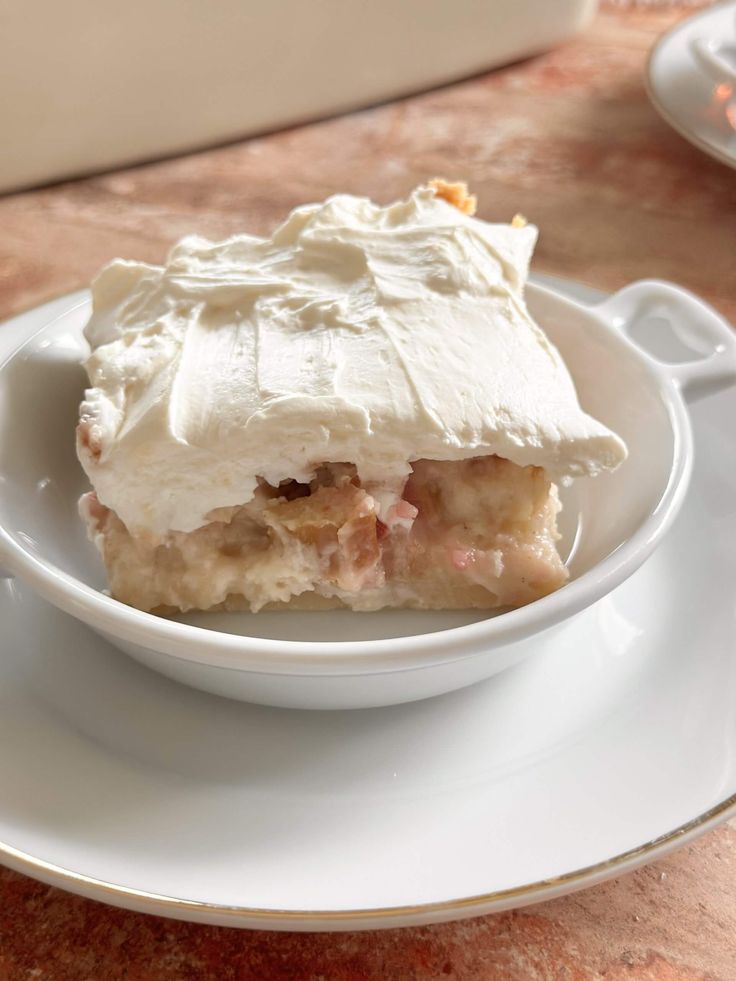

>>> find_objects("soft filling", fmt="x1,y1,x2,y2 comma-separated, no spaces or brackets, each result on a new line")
80,456,568,613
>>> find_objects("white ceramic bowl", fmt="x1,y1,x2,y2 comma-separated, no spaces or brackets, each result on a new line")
1,279,734,709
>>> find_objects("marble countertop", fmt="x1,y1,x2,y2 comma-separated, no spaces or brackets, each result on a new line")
1,2,735,978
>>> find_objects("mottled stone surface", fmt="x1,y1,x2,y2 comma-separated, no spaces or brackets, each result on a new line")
1,2,735,979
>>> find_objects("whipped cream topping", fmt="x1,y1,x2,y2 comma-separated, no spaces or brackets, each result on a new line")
78,184,627,537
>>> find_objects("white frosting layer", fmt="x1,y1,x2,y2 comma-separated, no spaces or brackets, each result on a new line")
78,185,627,537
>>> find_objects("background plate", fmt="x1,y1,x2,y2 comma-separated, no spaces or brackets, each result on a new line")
647,1,736,170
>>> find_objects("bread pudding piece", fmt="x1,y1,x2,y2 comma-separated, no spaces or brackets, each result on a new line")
79,456,566,613
76,180,627,614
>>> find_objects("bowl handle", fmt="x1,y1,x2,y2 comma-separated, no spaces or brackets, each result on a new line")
593,279,736,403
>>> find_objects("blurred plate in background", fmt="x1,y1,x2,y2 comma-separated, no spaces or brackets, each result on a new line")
647,1,736,170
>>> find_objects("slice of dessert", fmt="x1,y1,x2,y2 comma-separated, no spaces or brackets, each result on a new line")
77,180,626,614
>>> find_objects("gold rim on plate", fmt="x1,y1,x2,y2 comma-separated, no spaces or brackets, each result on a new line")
2,793,735,925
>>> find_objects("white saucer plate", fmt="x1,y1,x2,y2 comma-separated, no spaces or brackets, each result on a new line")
0,279,735,930
647,1,736,170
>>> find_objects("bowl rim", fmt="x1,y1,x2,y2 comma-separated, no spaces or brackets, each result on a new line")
0,282,694,675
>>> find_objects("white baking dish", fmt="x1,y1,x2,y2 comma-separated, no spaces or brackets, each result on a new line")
0,0,596,192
